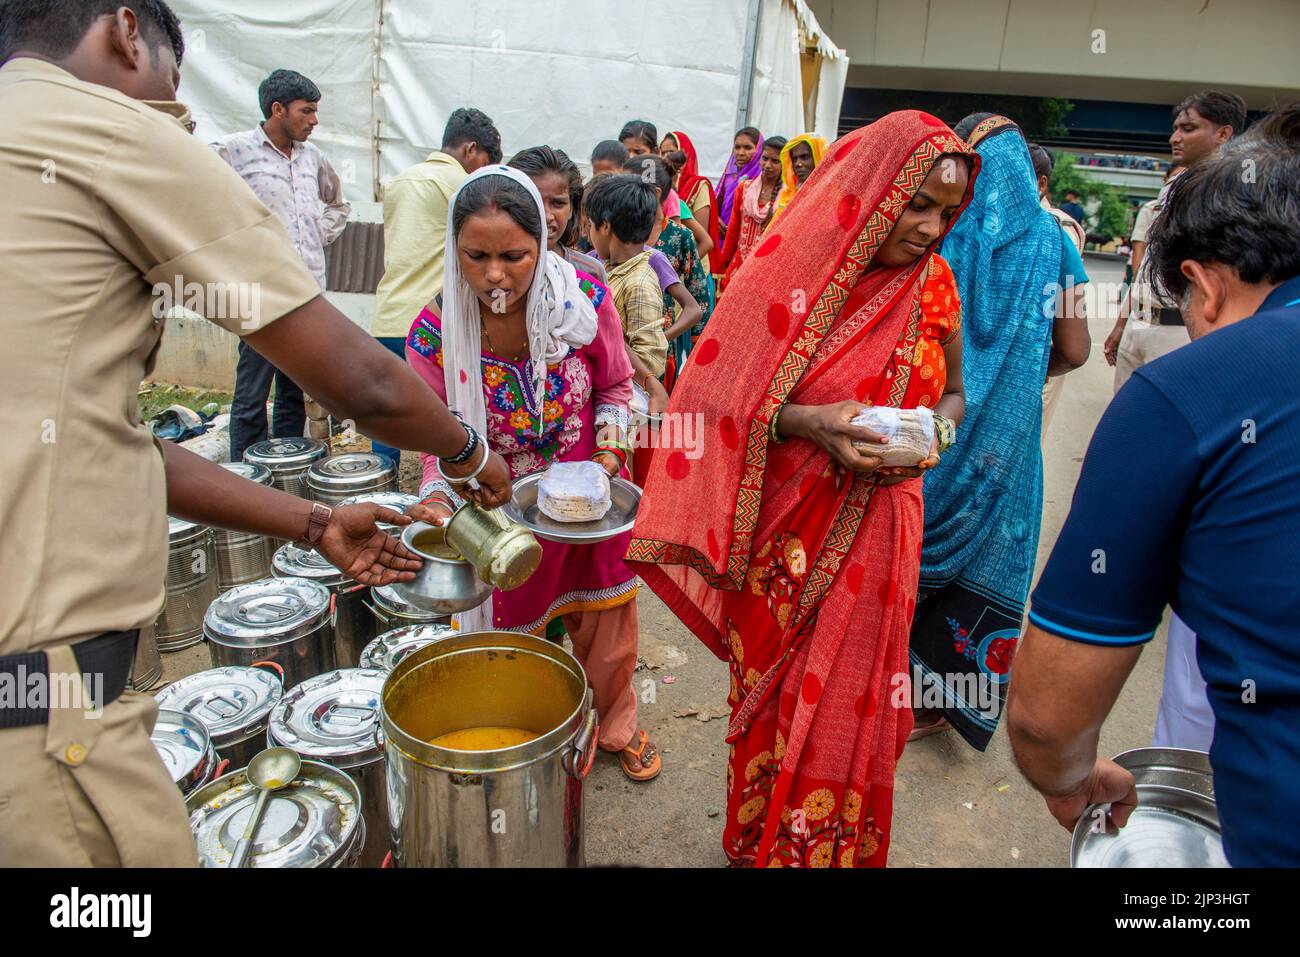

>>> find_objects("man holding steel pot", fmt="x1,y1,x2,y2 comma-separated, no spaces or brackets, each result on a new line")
0,1,509,866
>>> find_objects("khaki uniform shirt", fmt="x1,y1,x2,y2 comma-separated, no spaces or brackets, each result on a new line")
370,151,468,338
0,58,322,657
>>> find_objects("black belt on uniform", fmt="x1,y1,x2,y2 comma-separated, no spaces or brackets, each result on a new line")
1156,307,1185,326
0,630,138,729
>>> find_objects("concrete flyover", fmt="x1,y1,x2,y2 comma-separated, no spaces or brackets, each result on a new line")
807,0,1300,150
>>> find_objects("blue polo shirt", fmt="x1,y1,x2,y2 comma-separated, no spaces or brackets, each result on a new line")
1029,273,1300,867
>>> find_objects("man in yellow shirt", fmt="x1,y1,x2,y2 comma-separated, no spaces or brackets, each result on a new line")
369,108,502,466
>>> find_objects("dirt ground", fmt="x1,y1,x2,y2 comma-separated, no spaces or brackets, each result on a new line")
156,259,1166,868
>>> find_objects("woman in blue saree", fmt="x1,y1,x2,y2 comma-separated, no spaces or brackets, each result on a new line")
908,114,1091,749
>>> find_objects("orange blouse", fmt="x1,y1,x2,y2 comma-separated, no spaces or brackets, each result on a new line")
907,253,962,410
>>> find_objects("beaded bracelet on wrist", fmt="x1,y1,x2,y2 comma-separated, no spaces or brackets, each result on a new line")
444,422,480,465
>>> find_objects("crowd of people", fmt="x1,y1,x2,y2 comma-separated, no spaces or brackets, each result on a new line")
2,0,1298,871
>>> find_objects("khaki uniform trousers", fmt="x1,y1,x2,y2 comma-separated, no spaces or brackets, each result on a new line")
0,645,196,867
1114,322,1190,393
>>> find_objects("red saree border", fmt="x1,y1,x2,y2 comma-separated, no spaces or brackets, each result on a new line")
627,131,964,590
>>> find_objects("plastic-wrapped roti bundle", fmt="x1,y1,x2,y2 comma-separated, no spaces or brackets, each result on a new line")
849,406,935,467
537,461,612,523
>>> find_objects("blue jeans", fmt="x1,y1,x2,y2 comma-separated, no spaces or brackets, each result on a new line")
369,336,408,469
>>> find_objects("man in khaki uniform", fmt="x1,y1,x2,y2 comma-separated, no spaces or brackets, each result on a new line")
0,2,511,866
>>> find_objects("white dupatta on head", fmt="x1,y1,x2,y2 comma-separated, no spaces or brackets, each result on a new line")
438,164,599,631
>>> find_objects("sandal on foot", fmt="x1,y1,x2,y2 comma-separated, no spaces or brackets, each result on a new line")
908,714,951,743
619,730,662,782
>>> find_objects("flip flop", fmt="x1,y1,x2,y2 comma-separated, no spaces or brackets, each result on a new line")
619,730,662,782
908,714,951,743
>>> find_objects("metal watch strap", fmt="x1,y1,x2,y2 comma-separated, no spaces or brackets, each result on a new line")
297,502,333,549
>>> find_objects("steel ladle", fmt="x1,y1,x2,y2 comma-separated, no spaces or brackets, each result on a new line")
227,747,301,868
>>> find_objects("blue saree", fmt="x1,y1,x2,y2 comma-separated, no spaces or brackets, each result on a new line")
910,117,1065,750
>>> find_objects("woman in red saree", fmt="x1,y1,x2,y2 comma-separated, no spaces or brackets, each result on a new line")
660,130,723,276
627,112,979,866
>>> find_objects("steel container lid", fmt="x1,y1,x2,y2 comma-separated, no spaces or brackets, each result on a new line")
272,543,352,590
155,666,283,747
186,760,362,868
369,583,448,620
167,514,207,542
307,453,395,493
243,437,327,473
267,668,386,768
359,623,456,672
337,491,418,512
150,709,212,787
218,461,273,486
204,578,331,648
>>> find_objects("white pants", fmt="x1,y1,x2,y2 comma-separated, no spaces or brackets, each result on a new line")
1153,613,1215,752
1114,322,1190,393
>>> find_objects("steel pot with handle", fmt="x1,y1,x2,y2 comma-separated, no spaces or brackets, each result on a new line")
307,453,396,506
154,662,285,769
359,623,457,674
243,437,328,499
381,630,599,868
186,760,365,868
204,578,335,689
272,543,375,669
267,667,389,868
155,516,218,652
151,708,225,797
366,583,454,633
213,461,276,589
338,491,419,538
129,624,163,692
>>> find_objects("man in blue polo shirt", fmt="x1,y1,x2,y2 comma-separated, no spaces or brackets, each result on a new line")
1006,104,1300,866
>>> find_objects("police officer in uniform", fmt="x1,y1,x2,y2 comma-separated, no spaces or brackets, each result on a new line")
0,1,510,866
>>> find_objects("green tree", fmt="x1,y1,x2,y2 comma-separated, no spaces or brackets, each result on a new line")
1050,152,1132,242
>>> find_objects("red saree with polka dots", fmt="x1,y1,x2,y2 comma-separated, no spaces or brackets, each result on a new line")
627,112,978,867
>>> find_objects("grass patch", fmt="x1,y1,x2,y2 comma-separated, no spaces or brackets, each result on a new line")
138,383,233,422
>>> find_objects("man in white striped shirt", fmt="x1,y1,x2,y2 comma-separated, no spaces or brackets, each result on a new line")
212,69,351,458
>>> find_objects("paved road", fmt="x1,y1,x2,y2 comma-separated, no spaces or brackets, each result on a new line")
157,258,1167,868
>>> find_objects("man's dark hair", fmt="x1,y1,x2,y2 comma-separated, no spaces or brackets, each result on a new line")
622,153,672,201
1172,90,1248,136
618,119,658,152
953,111,996,142
509,145,583,247
584,173,657,245
258,69,320,120
442,107,503,164
451,173,542,244
1027,142,1055,180
591,139,629,166
1065,189,1080,199
1147,101,1300,302
0,0,184,65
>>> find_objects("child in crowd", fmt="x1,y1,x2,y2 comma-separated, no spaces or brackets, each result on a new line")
626,155,711,377
590,139,629,175
618,119,658,157
584,174,669,390
661,148,714,260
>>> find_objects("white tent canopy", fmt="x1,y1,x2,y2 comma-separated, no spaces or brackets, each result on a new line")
171,0,847,201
